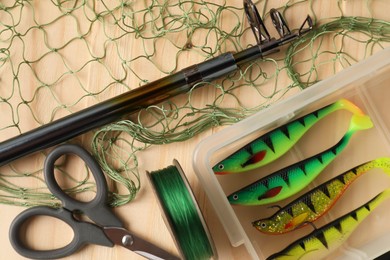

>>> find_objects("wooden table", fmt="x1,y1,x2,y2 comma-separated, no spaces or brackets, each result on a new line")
1,1,389,259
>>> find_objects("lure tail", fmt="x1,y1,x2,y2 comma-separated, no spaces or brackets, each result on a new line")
374,157,390,175
367,188,390,209
267,188,390,260
348,114,373,132
334,98,365,116
330,114,373,159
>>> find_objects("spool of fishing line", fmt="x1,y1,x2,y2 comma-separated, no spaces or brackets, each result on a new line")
147,160,217,260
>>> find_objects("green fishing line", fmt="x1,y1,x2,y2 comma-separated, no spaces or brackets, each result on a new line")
149,163,215,260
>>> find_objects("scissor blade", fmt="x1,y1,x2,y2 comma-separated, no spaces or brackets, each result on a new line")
104,227,181,260
134,250,168,260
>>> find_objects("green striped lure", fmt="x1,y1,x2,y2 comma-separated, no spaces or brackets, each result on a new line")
253,158,390,234
266,188,390,260
213,99,365,175
227,114,373,206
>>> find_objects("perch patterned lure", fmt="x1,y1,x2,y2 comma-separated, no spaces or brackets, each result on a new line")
213,99,365,175
227,114,373,206
253,158,390,234
266,189,390,260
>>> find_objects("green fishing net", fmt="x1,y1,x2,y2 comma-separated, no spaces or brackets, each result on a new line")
0,0,389,207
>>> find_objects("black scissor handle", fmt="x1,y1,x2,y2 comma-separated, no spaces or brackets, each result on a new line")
44,144,122,227
9,206,114,259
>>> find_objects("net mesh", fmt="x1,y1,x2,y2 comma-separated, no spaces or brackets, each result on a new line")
0,0,389,207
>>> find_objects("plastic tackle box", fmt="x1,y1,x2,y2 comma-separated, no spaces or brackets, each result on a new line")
193,47,390,260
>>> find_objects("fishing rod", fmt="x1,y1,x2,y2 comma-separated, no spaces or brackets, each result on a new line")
0,0,313,166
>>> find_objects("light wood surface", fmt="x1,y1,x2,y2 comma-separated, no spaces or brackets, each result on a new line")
1,1,389,260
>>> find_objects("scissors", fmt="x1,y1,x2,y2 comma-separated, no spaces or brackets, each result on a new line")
9,144,180,260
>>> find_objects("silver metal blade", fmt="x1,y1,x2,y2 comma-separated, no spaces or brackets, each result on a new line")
134,250,166,260
104,227,181,260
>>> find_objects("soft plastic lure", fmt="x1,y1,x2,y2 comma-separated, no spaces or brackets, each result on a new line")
227,114,373,206
253,158,390,234
266,189,390,260
213,99,365,175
